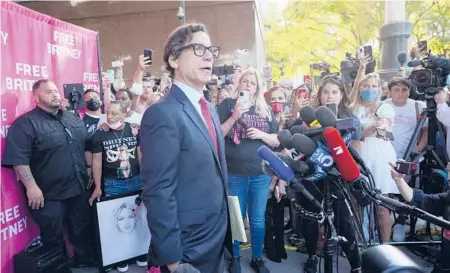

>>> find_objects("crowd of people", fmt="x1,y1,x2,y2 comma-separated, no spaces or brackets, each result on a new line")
2,22,450,273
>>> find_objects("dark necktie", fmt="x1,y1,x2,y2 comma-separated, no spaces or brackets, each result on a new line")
199,97,218,153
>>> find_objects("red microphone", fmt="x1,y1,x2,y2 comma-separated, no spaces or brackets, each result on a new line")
322,127,360,182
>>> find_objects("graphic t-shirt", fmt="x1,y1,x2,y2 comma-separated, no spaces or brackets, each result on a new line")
91,122,140,179
83,112,105,152
218,98,278,176
384,98,426,158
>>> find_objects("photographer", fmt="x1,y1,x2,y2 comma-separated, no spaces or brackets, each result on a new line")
435,87,450,160
390,163,450,273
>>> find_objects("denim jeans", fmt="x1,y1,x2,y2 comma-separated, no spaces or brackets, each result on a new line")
228,174,271,258
103,174,143,197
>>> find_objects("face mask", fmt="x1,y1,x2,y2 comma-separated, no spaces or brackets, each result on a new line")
360,88,379,102
86,99,101,111
446,75,450,87
271,102,283,113
108,121,123,130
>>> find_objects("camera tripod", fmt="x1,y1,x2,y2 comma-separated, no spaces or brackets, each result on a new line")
401,90,448,260
403,90,448,186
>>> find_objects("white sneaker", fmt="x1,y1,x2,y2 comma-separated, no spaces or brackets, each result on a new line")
136,259,148,267
117,262,129,272
392,224,405,242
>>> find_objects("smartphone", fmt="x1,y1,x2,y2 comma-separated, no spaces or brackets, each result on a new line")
283,102,293,116
207,79,217,85
303,75,311,84
239,91,250,104
395,161,418,175
293,87,308,101
111,60,124,68
144,49,152,65
106,70,115,82
264,66,273,80
326,103,337,116
418,40,428,54
364,45,373,61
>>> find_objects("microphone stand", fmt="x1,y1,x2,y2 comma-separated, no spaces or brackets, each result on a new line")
323,177,348,273
361,182,450,230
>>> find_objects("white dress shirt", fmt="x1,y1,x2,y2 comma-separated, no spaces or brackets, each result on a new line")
174,80,206,124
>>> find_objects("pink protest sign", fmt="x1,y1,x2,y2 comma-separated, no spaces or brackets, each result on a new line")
1,2,100,273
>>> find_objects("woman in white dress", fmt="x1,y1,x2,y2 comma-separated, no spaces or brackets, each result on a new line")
351,73,398,243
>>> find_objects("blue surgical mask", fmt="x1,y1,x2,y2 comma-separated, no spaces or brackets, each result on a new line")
360,88,379,102
446,75,450,87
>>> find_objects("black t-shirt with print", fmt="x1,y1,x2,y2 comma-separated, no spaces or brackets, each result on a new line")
218,98,278,176
91,122,140,179
83,113,103,152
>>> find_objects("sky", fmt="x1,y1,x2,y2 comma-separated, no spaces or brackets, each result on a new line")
260,0,289,19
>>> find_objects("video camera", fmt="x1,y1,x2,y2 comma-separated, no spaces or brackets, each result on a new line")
310,63,339,85
340,53,359,84
408,53,450,96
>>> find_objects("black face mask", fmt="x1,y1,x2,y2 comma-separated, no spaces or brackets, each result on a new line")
86,99,101,111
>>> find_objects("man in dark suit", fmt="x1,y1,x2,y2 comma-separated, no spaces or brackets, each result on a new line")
140,23,230,273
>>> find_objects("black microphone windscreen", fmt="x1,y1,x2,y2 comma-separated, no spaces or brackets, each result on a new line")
291,118,304,127
299,106,317,126
290,125,306,135
397,52,407,66
276,152,310,174
291,133,317,157
315,106,336,127
407,59,422,67
277,130,293,149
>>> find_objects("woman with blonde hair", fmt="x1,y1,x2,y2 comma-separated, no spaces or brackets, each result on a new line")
218,68,279,273
351,72,398,244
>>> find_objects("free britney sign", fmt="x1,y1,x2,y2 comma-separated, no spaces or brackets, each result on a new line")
0,2,100,273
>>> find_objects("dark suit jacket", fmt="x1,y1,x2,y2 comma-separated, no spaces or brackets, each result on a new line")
140,84,230,267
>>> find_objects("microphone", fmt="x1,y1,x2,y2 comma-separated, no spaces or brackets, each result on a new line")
277,129,293,149
277,129,305,161
397,52,408,66
322,127,360,182
315,106,357,132
407,59,423,68
300,106,321,127
261,152,309,175
291,134,334,181
257,145,322,209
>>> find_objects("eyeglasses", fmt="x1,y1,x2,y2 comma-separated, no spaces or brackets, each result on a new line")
178,43,220,58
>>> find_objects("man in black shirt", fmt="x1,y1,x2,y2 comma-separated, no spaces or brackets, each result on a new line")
2,79,92,266
83,89,105,182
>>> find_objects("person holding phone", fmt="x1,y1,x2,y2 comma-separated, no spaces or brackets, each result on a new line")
389,163,450,273
351,73,398,244
218,68,279,273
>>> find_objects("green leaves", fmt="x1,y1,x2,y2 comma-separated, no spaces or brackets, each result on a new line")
265,0,450,81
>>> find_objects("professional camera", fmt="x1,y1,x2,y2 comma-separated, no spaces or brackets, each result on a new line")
340,53,359,84
408,53,450,95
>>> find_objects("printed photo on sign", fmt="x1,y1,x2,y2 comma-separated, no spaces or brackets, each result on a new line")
95,193,150,266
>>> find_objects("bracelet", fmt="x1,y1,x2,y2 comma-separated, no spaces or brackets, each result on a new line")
231,115,237,122
86,165,92,168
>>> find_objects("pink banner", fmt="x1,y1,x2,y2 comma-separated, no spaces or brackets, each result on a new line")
0,2,100,273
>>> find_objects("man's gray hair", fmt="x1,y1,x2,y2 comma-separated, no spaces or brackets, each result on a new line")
163,23,208,78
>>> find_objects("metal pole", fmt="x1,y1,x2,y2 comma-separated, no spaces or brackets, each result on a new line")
180,0,186,24
378,0,412,80
96,32,104,111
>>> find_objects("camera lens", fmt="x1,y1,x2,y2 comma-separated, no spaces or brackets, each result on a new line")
410,69,432,88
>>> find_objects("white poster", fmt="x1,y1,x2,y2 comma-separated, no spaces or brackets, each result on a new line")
96,194,151,266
